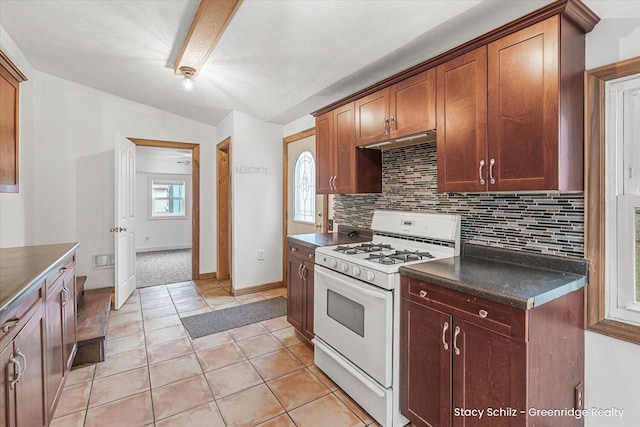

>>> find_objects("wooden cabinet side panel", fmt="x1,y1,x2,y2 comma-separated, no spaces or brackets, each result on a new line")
334,103,356,193
286,256,304,332
355,89,389,146
452,320,527,427
0,69,19,193
354,148,382,194
527,289,584,426
558,15,586,191
315,111,334,194
14,305,46,427
302,260,314,340
487,17,559,191
436,47,488,193
400,298,452,427
390,69,437,138
62,269,77,371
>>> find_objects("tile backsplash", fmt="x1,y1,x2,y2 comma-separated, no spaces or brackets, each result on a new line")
333,143,584,259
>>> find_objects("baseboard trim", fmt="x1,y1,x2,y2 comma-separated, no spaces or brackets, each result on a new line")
232,281,284,296
197,272,216,280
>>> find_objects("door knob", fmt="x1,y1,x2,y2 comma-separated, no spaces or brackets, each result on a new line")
109,227,127,233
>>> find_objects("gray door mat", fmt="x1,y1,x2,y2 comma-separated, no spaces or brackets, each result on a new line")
181,296,288,339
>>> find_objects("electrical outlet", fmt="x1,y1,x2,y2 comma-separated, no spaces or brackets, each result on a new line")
258,250,264,260
145,236,150,241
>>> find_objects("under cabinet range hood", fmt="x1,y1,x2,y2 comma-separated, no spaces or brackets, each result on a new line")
358,130,436,150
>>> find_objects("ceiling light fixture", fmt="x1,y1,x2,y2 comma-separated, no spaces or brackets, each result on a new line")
179,66,196,92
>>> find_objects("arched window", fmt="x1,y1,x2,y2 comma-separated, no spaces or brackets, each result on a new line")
293,151,315,223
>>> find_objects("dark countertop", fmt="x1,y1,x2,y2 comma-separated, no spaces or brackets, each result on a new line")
286,232,372,250
400,245,588,310
0,243,79,314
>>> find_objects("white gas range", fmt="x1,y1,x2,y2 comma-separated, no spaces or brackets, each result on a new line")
312,211,461,427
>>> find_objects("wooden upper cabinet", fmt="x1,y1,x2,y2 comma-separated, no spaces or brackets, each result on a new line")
315,102,382,194
355,69,436,147
355,89,389,147
315,110,334,194
438,15,585,192
333,103,356,193
0,50,27,193
389,69,436,140
437,47,488,193
487,17,561,191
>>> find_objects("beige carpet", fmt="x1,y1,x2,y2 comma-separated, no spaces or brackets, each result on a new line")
136,248,192,288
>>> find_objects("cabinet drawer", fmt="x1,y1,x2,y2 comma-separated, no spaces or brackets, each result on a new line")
402,277,526,340
0,283,43,347
288,243,315,263
44,254,76,291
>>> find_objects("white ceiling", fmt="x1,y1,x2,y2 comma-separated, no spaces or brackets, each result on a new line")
0,0,630,127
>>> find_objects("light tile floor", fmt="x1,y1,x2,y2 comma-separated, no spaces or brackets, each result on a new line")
52,278,379,427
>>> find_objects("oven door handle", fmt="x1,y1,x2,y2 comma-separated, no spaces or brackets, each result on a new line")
316,266,387,300
313,338,385,398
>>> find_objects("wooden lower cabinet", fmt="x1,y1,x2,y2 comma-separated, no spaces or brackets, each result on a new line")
0,287,46,427
400,276,582,427
286,242,315,340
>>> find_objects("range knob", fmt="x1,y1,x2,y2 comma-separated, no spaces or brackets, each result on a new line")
341,263,349,272
329,259,337,268
366,271,375,281
353,267,361,277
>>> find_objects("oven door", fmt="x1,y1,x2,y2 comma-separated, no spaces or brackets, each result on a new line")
314,265,393,387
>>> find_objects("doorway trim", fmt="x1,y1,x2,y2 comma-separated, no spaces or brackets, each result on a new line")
128,138,201,280
282,127,327,280
216,137,232,282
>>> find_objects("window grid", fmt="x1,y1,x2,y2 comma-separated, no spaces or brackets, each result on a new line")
151,180,186,218
293,151,316,223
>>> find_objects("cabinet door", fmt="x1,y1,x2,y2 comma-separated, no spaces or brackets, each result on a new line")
487,17,558,191
436,47,488,193
62,270,77,370
452,320,526,427
287,256,305,333
355,88,390,146
0,67,20,193
333,103,356,193
0,343,16,427
13,306,46,427
315,111,334,194
390,69,436,139
302,261,314,340
400,299,452,427
45,280,65,418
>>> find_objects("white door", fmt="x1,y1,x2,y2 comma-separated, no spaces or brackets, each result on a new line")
288,136,324,234
114,134,136,309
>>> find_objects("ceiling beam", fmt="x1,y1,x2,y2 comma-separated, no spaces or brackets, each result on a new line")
174,0,242,77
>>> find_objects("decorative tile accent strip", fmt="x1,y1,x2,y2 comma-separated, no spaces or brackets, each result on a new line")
333,143,584,259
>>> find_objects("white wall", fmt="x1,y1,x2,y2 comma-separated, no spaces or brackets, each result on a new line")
217,112,283,291
283,114,314,137
584,9,640,427
25,71,216,288
0,27,33,248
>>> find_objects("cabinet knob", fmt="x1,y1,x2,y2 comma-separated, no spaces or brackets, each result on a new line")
2,317,20,334
419,290,427,298
291,247,297,252
479,309,488,318
308,253,313,259
59,266,67,274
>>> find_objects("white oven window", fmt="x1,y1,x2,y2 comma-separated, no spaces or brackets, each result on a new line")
327,289,365,337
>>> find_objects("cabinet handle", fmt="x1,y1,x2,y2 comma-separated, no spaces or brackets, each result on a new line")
59,266,68,274
301,265,307,279
291,246,298,252
332,176,337,190
384,117,389,135
479,309,488,318
489,158,496,185
15,348,26,377
389,115,396,134
62,285,70,305
442,322,449,351
479,160,485,185
9,354,22,389
453,326,461,356
419,290,427,298
308,253,313,259
2,317,20,334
